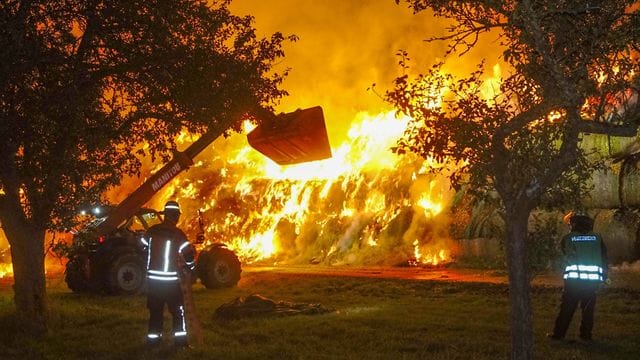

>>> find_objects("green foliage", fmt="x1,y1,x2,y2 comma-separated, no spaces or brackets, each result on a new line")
0,0,294,231
387,1,640,214
453,213,564,275
388,2,640,356
387,59,609,214
527,214,563,278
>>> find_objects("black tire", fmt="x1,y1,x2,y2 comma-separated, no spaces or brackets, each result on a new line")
197,246,241,289
65,256,91,293
107,250,145,295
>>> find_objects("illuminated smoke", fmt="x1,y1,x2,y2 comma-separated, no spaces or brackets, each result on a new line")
0,1,508,277
229,0,504,141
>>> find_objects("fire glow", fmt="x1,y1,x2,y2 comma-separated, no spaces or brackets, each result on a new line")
0,263,12,278
151,110,459,267
0,67,511,278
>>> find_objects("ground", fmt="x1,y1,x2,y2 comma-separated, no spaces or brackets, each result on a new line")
0,265,639,359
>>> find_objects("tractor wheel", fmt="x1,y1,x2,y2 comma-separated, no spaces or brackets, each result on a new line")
197,247,241,289
107,250,145,295
65,256,90,293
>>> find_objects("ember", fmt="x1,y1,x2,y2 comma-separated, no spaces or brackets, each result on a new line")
0,245,11,279
0,263,12,278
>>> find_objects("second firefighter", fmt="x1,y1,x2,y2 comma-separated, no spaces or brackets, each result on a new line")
141,200,195,348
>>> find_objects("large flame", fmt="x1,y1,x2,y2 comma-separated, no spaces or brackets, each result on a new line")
0,111,463,278
0,234,11,279
0,263,12,278
0,1,510,277
151,110,459,266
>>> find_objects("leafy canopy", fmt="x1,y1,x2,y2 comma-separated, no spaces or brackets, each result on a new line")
0,0,294,230
388,0,640,212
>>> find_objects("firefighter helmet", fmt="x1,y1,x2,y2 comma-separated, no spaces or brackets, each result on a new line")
163,200,181,224
164,200,181,213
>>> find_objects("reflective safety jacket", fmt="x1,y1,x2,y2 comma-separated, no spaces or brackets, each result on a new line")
561,231,606,282
141,222,195,282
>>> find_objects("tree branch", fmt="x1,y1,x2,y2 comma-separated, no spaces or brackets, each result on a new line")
427,22,507,55
496,99,559,139
576,120,638,137
528,110,582,201
74,1,99,64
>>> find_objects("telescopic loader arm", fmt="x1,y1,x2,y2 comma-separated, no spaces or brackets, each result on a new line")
94,106,331,235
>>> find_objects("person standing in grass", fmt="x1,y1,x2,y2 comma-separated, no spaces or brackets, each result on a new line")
140,200,196,348
549,212,608,342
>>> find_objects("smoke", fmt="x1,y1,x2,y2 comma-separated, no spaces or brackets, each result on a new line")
2,1,504,270
107,1,501,266
229,0,504,143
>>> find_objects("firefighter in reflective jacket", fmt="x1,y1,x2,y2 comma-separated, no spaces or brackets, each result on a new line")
140,200,195,347
549,212,608,341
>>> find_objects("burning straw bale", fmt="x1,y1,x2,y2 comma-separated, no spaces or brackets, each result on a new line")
214,294,333,321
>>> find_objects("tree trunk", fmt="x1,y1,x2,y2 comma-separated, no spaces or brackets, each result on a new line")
0,202,48,336
504,209,534,359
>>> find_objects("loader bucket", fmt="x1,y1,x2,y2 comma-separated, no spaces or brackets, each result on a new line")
247,106,332,165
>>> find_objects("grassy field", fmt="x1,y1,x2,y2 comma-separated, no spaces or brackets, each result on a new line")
0,268,639,360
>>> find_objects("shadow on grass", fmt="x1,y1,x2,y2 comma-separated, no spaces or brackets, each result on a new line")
0,313,49,359
548,338,616,355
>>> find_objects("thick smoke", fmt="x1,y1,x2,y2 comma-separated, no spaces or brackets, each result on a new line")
110,1,501,266
229,0,503,141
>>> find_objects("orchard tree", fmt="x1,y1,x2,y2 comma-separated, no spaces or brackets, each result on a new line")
388,1,640,358
0,0,293,335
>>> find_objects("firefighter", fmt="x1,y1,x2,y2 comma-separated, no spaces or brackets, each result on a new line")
549,212,608,342
140,200,195,348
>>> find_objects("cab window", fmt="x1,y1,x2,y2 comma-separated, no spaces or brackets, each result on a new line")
128,215,146,232
141,212,163,228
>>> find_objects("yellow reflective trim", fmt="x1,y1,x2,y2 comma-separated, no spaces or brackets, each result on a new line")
148,275,178,281
163,241,172,272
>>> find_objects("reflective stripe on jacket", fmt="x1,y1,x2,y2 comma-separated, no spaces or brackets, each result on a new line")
144,222,195,282
561,231,605,282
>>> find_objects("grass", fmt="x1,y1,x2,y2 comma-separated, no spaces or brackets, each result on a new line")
0,269,639,359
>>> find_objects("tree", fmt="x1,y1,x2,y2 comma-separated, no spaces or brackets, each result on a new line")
0,0,293,335
388,1,640,358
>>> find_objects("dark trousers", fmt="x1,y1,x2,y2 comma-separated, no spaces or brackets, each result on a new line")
146,279,187,344
552,280,599,339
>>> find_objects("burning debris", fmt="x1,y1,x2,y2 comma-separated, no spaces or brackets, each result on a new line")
0,231,9,279
144,111,460,268
214,294,333,321
0,250,12,279
0,236,12,279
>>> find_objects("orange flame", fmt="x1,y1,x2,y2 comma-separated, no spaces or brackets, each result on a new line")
149,110,459,266
104,62,510,269
0,263,13,279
